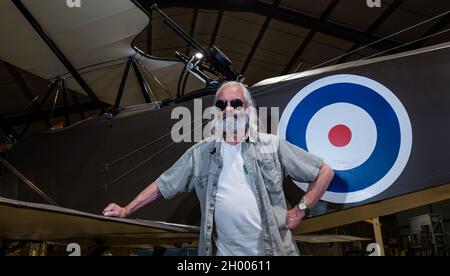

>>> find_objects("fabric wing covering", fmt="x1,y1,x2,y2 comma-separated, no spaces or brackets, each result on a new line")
0,0,202,106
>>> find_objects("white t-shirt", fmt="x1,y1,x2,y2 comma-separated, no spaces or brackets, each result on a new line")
214,142,264,256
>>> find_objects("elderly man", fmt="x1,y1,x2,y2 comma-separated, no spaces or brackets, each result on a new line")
103,81,334,256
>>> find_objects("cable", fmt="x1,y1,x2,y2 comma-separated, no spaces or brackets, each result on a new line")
106,94,212,166
49,84,60,122
278,10,450,84
251,12,450,100
362,28,450,60
0,157,58,206
104,10,450,178
106,119,208,187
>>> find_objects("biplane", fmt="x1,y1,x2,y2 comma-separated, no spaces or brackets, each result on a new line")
1,0,450,254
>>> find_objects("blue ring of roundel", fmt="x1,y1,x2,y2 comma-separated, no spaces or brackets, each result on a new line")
286,82,401,193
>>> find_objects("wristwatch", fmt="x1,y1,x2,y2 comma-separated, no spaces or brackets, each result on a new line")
298,198,312,218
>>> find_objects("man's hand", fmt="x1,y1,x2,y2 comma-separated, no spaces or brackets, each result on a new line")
103,203,130,218
285,206,305,230
102,181,161,218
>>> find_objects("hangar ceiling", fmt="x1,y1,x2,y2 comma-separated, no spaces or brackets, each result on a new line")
134,0,450,83
0,0,449,142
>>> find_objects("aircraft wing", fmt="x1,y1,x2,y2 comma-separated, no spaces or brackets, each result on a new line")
0,196,199,246
0,0,201,106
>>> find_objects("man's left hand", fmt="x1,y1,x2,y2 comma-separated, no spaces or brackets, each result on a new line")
285,206,305,229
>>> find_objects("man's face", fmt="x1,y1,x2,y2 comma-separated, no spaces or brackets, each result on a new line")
215,85,247,138
216,85,245,114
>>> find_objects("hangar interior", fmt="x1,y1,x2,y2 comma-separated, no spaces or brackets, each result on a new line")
1,0,450,256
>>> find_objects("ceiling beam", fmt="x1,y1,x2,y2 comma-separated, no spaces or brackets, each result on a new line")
241,0,281,75
187,8,199,56
282,0,340,75
337,0,405,64
143,0,405,52
147,11,153,55
209,11,223,48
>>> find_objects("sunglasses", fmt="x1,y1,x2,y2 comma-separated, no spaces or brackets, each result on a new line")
215,99,244,111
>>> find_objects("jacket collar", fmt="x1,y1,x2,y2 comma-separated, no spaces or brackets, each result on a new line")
208,136,257,155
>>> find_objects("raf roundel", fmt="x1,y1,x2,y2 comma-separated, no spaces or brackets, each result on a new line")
278,74,413,203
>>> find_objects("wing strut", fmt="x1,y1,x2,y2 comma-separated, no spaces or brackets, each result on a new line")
0,157,58,206
11,0,107,114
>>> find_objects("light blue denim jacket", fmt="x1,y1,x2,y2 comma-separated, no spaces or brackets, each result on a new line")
156,133,323,256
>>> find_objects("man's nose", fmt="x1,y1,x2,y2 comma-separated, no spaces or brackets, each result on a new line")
225,103,234,111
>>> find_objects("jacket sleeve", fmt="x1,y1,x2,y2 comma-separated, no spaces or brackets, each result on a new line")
278,138,323,183
156,147,195,199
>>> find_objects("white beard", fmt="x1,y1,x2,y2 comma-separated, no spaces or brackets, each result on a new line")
212,107,258,143
224,111,246,134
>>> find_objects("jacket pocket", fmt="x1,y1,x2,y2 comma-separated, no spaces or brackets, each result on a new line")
192,175,208,189
257,159,282,192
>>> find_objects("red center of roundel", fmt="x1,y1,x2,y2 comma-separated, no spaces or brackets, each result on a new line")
328,124,352,147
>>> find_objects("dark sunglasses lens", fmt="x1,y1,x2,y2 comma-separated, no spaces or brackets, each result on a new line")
231,99,244,109
215,100,227,111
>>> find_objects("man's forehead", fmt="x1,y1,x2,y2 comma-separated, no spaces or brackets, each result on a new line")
218,85,244,98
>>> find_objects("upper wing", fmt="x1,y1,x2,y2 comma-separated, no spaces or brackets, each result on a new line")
0,0,201,106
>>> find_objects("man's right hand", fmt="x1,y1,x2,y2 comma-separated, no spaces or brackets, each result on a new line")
102,203,130,218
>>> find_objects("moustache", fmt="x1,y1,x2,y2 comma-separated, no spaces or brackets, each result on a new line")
222,110,245,120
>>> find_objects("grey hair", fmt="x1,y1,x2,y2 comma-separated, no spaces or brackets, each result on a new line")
214,81,255,107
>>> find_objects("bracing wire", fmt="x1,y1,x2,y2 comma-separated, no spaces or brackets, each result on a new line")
104,9,450,183
277,10,450,84
252,10,450,100
362,28,450,60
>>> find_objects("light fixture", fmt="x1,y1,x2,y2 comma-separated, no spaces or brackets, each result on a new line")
195,52,204,60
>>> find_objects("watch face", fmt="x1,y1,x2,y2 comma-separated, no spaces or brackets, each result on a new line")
299,203,307,210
